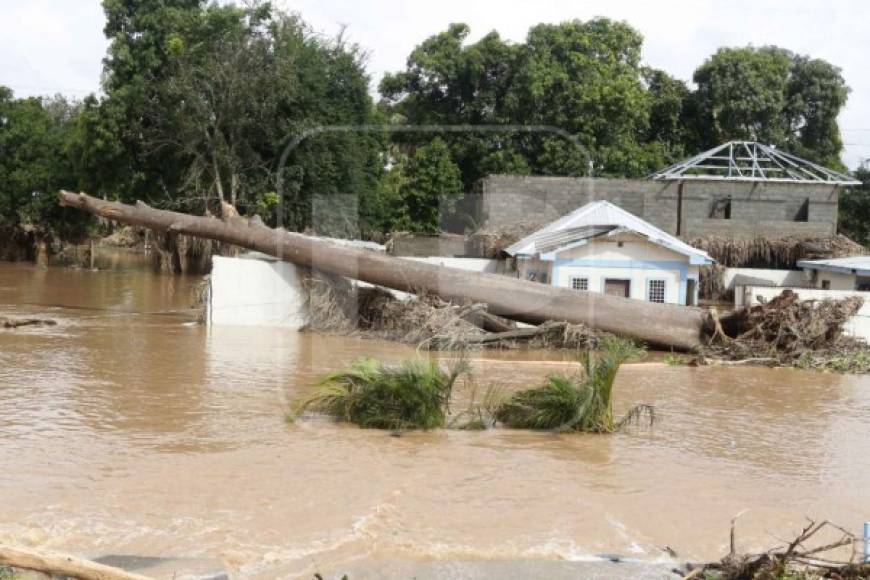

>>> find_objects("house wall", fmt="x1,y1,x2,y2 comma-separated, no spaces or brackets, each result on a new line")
722,268,809,292
521,235,697,305
810,271,856,291
477,175,839,240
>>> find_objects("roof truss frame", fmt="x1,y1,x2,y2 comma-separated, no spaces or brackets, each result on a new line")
650,141,860,185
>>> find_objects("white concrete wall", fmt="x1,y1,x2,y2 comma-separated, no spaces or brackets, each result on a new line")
722,268,808,291
740,286,870,342
813,271,856,291
208,254,308,329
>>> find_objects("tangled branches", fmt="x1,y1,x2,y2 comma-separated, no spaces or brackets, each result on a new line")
682,519,869,579
703,290,870,373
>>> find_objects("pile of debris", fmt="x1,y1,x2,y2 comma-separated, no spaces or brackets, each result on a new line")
302,272,606,350
704,290,870,373
680,519,869,580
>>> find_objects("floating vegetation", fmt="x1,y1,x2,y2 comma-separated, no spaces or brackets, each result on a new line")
292,357,470,430
494,337,653,433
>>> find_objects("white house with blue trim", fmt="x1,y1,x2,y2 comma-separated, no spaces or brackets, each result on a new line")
505,200,714,306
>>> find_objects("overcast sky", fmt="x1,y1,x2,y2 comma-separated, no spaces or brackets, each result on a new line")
3,0,869,168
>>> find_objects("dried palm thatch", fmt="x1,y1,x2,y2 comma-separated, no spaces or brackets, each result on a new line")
688,235,865,269
704,290,870,373
699,264,728,301
301,271,607,350
681,519,869,580
467,222,545,258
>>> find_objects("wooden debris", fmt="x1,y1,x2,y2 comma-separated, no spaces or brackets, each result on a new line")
705,290,870,373
302,272,605,350
680,519,869,580
0,544,152,580
1,317,57,329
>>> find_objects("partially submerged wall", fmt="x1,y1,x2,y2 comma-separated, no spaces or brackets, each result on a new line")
208,254,309,329
477,175,839,240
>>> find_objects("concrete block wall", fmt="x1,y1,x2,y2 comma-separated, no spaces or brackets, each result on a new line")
478,175,840,240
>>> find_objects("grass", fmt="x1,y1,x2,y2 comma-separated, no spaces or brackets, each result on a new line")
291,357,469,430
663,350,689,366
494,337,653,433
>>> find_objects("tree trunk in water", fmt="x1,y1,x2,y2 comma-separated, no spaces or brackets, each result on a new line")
58,190,710,350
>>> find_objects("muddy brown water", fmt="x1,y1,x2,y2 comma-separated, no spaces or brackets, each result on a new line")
1,253,869,578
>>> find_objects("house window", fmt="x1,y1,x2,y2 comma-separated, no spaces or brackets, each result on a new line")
821,280,831,290
647,279,666,303
571,277,589,290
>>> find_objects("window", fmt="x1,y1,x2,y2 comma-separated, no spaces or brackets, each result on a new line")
710,196,731,219
571,277,589,290
794,198,809,222
821,280,831,290
647,279,666,303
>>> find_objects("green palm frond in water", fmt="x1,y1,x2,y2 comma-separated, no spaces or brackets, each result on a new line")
495,337,652,433
293,356,469,430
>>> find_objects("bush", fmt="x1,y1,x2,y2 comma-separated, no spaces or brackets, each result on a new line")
494,337,651,433
292,357,469,430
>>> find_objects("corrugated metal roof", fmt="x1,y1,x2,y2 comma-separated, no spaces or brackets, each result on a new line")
505,200,714,265
532,225,615,254
796,256,870,277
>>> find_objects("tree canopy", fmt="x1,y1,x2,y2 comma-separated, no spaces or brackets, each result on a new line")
0,8,862,249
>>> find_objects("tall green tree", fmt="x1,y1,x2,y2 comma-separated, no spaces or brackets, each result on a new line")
89,0,384,235
381,18,663,184
691,46,848,167
398,138,463,233
839,167,870,248
0,88,90,242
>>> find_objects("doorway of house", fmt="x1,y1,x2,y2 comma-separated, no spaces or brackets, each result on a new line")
686,279,697,306
604,279,631,298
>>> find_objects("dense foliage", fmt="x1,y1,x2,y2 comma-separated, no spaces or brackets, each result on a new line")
839,167,870,248
494,337,649,433
0,4,863,249
381,25,853,186
293,357,468,430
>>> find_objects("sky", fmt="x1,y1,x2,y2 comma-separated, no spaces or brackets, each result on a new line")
2,0,870,168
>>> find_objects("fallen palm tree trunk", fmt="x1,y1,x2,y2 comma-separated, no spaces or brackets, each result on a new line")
58,191,708,350
0,544,153,580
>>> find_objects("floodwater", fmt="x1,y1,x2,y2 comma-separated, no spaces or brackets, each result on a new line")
1,252,869,578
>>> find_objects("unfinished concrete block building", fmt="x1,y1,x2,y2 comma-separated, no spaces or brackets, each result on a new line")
475,141,859,241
